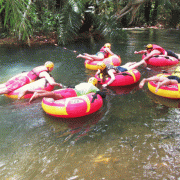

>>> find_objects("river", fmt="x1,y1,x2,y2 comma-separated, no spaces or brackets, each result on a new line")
0,28,180,179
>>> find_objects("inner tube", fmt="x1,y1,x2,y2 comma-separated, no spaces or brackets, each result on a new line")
5,78,54,99
95,69,141,86
42,92,103,118
85,55,121,70
148,73,180,99
142,54,179,66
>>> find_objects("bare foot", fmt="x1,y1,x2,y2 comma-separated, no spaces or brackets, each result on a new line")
139,79,146,88
18,91,26,100
146,67,151,71
155,88,159,93
76,54,82,58
29,92,39,103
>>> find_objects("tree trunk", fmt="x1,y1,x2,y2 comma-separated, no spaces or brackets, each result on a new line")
151,0,159,26
144,0,151,26
170,9,180,28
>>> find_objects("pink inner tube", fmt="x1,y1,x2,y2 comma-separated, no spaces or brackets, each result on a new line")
95,69,141,86
42,92,103,118
142,54,179,66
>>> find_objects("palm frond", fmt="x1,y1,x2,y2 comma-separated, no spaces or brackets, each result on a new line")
3,0,37,43
98,15,127,41
57,1,83,45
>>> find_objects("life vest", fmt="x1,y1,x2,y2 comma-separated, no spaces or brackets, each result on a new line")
100,46,110,58
152,44,166,55
27,66,49,81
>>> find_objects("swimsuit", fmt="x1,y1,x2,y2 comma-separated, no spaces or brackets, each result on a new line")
5,75,30,91
167,76,180,83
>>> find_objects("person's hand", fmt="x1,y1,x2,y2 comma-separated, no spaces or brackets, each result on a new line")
59,83,67,88
102,84,108,88
134,51,138,54
59,83,63,87
54,83,63,88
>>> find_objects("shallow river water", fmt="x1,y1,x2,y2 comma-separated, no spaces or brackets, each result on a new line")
0,28,180,180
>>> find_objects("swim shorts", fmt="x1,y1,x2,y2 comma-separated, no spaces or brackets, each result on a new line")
167,75,180,83
5,76,30,91
116,66,128,72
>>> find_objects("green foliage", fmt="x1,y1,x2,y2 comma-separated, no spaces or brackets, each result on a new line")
2,0,37,41
130,0,180,27
98,15,127,41
57,1,84,45
32,0,57,33
88,0,127,41
1,0,180,45
33,7,57,33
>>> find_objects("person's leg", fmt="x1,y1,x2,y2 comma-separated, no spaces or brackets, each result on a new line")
0,84,10,94
17,80,52,99
127,60,147,70
76,54,94,61
139,76,167,88
0,83,6,89
166,50,179,59
29,91,63,103
121,62,137,69
155,79,178,92
85,52,104,61
18,90,29,99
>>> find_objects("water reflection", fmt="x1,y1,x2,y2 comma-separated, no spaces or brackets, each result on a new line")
45,109,105,143
147,90,180,108
108,83,139,95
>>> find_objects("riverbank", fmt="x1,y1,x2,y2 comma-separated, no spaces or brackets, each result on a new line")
0,32,58,47
0,26,179,47
0,31,104,48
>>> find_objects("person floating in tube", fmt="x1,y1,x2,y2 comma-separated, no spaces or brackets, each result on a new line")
76,43,119,62
95,61,146,88
139,66,180,92
29,77,106,103
134,44,180,67
0,61,62,95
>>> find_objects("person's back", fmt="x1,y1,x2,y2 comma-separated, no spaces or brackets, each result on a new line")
74,82,99,96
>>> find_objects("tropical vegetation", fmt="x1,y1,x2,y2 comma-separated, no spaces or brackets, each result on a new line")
0,0,180,46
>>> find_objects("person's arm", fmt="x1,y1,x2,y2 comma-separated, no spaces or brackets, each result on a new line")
105,48,114,56
39,72,63,87
95,69,101,76
102,70,115,87
134,50,147,54
142,50,160,61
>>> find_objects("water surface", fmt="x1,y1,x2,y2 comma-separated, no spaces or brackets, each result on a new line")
0,28,180,179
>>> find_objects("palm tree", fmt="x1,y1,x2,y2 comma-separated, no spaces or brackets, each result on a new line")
1,0,36,45
1,0,179,46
